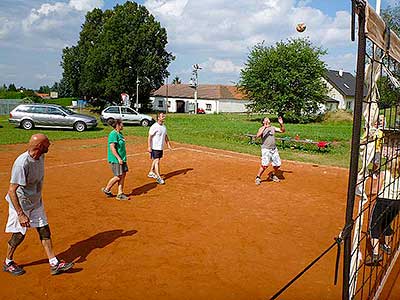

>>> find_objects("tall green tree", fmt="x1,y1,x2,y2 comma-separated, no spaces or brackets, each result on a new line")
8,83,17,92
238,38,327,122
61,1,174,109
38,85,50,93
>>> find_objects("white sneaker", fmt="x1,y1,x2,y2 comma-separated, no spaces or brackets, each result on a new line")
255,177,261,185
147,172,157,179
270,174,280,182
156,177,165,185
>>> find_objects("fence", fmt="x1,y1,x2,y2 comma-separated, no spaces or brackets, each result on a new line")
0,99,23,115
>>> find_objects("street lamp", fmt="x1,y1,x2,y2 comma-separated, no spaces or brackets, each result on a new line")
190,64,202,114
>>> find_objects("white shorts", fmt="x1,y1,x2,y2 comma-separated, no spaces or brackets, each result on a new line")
5,201,48,235
261,148,281,167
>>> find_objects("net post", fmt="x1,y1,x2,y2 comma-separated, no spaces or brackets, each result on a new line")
343,1,366,299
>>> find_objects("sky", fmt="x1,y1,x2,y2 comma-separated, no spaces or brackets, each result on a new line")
0,0,397,89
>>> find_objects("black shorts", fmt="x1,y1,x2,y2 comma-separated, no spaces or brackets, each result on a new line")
151,149,163,159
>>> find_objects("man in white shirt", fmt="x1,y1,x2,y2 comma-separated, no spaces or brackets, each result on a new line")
147,112,172,184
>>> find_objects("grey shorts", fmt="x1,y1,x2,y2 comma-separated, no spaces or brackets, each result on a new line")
110,162,128,176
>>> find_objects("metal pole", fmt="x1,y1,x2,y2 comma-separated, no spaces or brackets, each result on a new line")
194,88,198,114
376,0,381,15
194,71,198,114
342,2,366,299
136,76,139,111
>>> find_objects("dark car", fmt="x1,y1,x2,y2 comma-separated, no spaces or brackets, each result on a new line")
9,104,98,132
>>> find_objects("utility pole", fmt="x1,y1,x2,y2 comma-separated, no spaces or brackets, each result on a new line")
136,73,140,111
190,64,201,114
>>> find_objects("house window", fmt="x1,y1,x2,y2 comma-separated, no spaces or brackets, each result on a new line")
167,101,171,108
158,100,163,108
206,104,212,111
346,101,352,110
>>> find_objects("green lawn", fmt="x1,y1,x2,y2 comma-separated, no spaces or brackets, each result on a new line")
0,112,353,168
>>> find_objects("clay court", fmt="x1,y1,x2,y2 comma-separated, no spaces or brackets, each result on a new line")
0,137,397,299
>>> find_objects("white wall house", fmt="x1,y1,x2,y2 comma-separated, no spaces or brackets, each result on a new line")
323,69,360,112
150,84,249,114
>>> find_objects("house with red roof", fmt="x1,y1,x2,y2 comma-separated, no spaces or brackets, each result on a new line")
150,84,249,113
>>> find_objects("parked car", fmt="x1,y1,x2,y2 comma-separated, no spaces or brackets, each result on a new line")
9,104,98,132
197,108,206,114
100,106,154,127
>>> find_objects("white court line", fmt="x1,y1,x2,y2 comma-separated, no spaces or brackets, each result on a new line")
44,146,259,170
46,151,149,169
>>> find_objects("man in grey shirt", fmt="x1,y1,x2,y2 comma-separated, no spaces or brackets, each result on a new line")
3,133,74,276
255,116,285,185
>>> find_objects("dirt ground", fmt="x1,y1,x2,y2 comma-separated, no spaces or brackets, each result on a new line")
0,137,398,300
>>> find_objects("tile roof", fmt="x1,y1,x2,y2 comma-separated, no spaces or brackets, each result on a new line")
152,84,248,100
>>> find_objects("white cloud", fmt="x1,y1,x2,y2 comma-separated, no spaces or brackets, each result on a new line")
0,17,14,39
203,58,242,74
69,0,104,11
22,0,103,32
146,0,188,17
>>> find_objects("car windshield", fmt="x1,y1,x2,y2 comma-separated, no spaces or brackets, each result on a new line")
58,106,75,115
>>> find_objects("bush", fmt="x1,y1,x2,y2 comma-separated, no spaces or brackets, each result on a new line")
323,110,353,123
284,111,324,123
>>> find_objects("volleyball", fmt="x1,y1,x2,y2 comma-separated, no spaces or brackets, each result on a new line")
296,22,306,32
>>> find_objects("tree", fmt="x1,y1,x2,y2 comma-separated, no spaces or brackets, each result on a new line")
238,38,328,122
172,76,181,84
38,85,50,93
60,1,174,109
8,83,17,92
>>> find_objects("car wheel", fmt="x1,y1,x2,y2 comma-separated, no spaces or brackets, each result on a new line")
74,121,86,132
21,119,34,130
141,119,150,127
106,118,115,125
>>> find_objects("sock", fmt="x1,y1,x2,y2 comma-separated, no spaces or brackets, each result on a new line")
5,258,13,265
49,257,59,266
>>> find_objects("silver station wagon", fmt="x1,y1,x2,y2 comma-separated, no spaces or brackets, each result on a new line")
9,104,98,132
100,106,154,127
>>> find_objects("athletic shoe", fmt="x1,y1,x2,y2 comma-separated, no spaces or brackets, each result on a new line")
255,176,261,185
270,174,280,182
156,177,165,185
147,172,157,179
380,243,392,255
365,254,383,266
101,187,113,197
3,261,25,276
51,260,74,275
116,193,130,201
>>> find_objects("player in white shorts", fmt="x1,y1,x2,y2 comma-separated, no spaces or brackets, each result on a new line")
3,134,74,276
255,116,285,185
